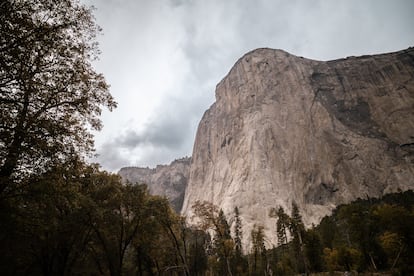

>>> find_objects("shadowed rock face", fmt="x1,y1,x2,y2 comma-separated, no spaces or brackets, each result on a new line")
118,157,191,212
181,47,414,248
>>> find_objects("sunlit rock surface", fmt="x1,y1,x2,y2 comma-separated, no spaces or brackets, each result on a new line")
181,47,414,248
118,157,191,212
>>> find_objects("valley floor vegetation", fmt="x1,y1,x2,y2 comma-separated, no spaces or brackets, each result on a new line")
1,0,413,275
1,162,414,276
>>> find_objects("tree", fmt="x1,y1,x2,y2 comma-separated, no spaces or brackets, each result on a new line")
250,224,267,276
336,202,387,271
232,206,248,274
215,209,235,276
378,231,403,269
186,228,208,276
269,206,290,247
0,0,116,193
85,176,158,276
234,207,243,255
72,166,123,276
304,228,324,272
192,200,219,232
192,201,235,275
151,200,191,276
289,201,308,274
0,159,93,275
373,203,414,272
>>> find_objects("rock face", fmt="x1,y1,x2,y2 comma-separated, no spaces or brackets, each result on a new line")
181,47,414,248
118,157,191,212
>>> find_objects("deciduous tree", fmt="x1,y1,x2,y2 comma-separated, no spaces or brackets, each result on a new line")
192,201,235,275
0,0,116,194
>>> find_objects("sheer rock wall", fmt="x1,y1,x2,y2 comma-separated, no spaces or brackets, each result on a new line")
118,157,191,212
181,47,414,248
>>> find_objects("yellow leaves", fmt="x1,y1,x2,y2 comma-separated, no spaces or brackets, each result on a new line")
0,0,116,182
323,247,362,272
323,247,339,271
379,231,401,253
223,239,235,255
192,200,219,231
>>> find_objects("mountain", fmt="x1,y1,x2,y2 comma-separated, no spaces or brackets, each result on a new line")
181,47,414,248
118,157,191,212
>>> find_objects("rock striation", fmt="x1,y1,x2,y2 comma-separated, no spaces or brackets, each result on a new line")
181,47,414,248
118,157,191,212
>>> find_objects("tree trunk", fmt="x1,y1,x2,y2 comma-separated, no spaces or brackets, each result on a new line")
0,89,30,193
369,253,377,271
226,257,233,276
391,244,404,269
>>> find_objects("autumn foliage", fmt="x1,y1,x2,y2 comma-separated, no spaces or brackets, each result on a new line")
1,1,413,275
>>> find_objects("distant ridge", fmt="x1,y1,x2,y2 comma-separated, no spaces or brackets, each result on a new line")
118,157,191,212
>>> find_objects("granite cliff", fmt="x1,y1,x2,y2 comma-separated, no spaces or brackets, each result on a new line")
181,47,414,248
118,157,191,212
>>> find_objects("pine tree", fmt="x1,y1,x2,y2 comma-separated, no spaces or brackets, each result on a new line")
289,201,308,274
215,209,234,276
234,207,243,255
233,206,248,275
250,224,267,275
277,207,290,246
269,206,290,247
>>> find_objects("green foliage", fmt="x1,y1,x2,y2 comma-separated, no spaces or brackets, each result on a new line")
265,192,414,275
0,0,116,193
2,163,413,275
234,206,243,255
305,228,324,272
316,191,414,274
269,206,290,247
233,206,248,275
192,201,237,275
0,160,197,275
249,224,267,276
186,228,209,276
0,159,92,275
289,201,308,273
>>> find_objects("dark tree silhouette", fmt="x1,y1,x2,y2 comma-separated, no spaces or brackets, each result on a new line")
0,0,116,194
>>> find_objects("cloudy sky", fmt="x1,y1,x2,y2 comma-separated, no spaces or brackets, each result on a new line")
81,0,414,172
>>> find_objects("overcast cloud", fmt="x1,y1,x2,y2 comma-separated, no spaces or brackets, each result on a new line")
81,0,414,172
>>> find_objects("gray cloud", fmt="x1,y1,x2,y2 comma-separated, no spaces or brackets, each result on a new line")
96,93,203,169
116,108,191,150
93,142,131,172
84,0,414,171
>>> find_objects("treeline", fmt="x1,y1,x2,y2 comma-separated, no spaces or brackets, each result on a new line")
314,191,414,274
0,160,193,275
187,191,414,276
2,163,414,276
257,191,414,275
